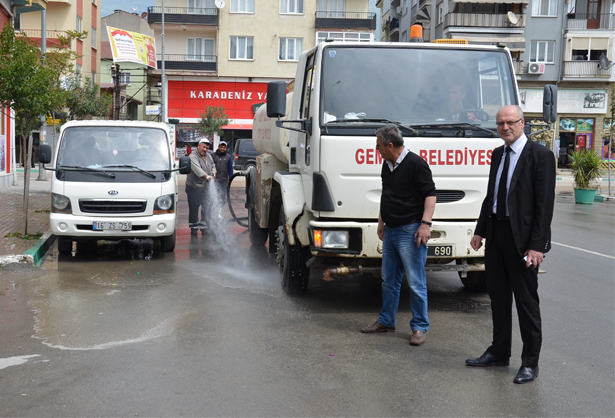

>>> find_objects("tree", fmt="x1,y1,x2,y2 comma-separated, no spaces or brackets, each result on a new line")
63,73,112,121
196,105,230,139
0,25,83,234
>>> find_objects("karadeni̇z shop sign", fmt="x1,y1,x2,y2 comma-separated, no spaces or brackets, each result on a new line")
167,80,269,122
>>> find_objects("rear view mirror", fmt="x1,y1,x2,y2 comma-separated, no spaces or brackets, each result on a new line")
543,84,557,124
178,156,191,175
267,81,287,118
39,144,52,164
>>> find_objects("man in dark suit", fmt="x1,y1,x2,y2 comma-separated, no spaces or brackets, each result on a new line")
465,105,556,384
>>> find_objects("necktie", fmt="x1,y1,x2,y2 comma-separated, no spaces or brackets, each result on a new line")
497,146,512,220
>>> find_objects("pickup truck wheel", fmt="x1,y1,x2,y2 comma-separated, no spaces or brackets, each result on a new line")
57,237,72,254
160,231,176,252
458,271,487,292
276,209,310,296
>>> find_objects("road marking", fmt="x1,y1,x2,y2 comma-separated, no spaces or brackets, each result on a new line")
552,241,615,260
0,355,40,370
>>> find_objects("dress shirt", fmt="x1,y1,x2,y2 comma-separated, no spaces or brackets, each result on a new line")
492,134,528,216
385,147,409,172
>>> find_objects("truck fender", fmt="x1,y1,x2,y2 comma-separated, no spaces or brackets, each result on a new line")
273,172,306,247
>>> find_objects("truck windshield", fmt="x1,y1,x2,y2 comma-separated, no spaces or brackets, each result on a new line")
57,127,170,171
320,46,516,129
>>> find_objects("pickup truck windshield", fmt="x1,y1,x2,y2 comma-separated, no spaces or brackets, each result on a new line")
320,46,516,129
57,127,170,171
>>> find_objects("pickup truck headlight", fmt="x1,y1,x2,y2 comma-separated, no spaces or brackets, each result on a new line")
154,194,174,214
51,193,71,213
314,230,349,249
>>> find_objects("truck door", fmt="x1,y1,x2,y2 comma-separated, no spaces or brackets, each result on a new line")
297,52,317,205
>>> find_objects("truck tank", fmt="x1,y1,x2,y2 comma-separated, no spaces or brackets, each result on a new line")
252,91,293,164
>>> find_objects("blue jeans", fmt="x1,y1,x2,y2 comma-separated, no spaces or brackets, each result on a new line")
378,223,429,332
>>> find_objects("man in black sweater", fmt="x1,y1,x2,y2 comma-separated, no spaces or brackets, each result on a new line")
361,125,437,346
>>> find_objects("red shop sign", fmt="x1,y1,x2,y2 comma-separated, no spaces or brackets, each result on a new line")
168,80,269,121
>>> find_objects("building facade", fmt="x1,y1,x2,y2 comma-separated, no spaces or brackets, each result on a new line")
148,0,375,148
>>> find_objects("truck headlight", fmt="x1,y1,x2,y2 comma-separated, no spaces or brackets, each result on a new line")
314,230,349,249
154,194,174,214
51,193,71,213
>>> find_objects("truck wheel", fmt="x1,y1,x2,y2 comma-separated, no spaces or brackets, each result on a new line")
458,271,487,292
249,205,268,246
160,231,176,252
276,209,310,296
57,237,72,254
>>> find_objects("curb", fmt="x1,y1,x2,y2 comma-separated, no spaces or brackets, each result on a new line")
0,230,55,268
23,230,56,266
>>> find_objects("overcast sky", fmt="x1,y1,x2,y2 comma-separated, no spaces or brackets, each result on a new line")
101,0,152,18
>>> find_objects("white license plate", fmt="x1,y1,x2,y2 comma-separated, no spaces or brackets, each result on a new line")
427,244,454,257
93,221,132,230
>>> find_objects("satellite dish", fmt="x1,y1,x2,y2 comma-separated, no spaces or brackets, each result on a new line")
598,54,615,70
215,0,225,9
507,11,519,25
132,6,137,13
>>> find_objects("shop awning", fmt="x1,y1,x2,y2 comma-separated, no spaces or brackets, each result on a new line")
223,124,252,130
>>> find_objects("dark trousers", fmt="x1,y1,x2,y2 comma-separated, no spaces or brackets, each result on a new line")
486,218,542,368
185,185,209,229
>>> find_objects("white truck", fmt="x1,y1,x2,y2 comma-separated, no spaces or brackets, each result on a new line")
248,39,556,294
39,120,191,254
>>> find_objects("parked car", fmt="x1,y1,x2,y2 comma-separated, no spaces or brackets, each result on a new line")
233,138,260,171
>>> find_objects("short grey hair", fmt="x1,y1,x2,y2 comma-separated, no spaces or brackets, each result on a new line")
497,105,524,120
375,125,404,148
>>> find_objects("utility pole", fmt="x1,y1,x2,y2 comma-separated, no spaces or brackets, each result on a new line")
114,63,121,120
37,8,47,181
161,0,165,123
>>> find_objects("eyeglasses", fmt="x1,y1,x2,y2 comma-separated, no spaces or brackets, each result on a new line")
496,118,522,128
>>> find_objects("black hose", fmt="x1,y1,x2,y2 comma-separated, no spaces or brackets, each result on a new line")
227,171,249,227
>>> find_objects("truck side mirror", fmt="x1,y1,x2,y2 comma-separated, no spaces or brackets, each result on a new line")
178,156,191,175
267,81,287,118
543,84,557,124
39,144,52,164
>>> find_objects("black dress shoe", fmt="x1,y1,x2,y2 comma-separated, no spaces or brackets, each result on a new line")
465,351,510,367
514,366,538,384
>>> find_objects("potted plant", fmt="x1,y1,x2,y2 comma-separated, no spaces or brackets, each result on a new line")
569,149,604,204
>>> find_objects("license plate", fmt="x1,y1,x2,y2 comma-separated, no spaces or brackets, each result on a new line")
93,221,132,230
427,244,454,257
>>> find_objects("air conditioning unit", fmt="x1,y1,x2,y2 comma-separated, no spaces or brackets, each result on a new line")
528,63,545,74
396,6,403,15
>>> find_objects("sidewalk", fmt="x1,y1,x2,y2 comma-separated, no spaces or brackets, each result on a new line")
0,167,612,267
0,169,52,266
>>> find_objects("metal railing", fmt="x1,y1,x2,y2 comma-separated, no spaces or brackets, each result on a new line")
566,13,615,29
315,11,376,19
147,6,219,25
315,11,377,29
563,60,612,77
445,12,525,28
156,54,217,72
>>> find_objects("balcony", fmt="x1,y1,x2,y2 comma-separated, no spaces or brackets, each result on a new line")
563,60,612,77
566,13,615,30
147,7,219,26
16,29,71,48
315,11,377,30
445,13,525,28
156,54,217,72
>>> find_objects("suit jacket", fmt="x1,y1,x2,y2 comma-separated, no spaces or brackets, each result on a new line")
475,138,556,256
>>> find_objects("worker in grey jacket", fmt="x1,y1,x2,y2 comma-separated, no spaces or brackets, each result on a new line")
186,138,216,236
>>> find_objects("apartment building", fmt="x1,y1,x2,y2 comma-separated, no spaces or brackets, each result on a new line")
377,0,614,162
147,0,376,146
19,0,102,84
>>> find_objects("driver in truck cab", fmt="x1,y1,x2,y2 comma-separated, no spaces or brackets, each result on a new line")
446,83,480,122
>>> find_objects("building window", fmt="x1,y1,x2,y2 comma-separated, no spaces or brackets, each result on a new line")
530,40,555,63
91,71,96,86
532,0,557,16
231,0,254,13
75,64,82,84
187,38,215,61
76,16,82,33
280,0,303,14
230,36,254,60
279,38,302,61
91,27,96,47
113,72,131,85
437,2,444,24
317,0,345,15
189,0,215,14
316,31,372,43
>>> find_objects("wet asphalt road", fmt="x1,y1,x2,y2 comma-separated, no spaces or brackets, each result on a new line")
0,194,613,417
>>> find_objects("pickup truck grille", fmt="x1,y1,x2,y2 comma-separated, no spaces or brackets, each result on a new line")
435,190,465,203
79,199,147,214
